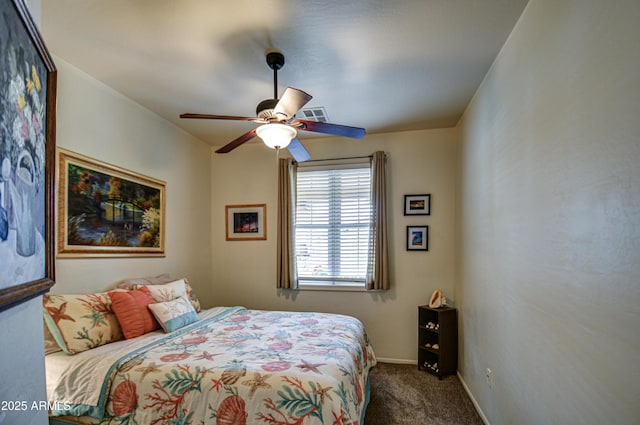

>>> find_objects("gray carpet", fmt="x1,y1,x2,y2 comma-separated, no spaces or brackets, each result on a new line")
365,362,484,425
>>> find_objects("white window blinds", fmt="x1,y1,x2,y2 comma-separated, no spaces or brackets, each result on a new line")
295,162,372,286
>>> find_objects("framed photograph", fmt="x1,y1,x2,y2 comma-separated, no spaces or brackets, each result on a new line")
226,204,266,241
407,226,429,251
404,194,431,216
0,0,57,312
57,149,166,257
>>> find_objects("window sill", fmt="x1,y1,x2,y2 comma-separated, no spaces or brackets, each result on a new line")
296,281,367,292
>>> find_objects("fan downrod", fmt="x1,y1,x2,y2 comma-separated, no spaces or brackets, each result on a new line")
257,51,286,118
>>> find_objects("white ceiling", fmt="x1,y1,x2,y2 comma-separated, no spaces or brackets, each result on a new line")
41,0,528,147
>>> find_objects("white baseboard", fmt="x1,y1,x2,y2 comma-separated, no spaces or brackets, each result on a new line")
457,372,490,425
375,357,417,365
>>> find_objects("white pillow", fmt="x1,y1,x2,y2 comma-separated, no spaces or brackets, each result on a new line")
148,296,198,333
145,278,187,303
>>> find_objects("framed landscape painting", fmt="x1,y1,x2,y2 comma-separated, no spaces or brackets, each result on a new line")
0,0,57,312
57,149,166,257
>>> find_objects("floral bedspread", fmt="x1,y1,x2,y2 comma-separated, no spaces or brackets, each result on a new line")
46,306,376,425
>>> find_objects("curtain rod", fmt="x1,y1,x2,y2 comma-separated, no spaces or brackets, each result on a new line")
293,155,373,165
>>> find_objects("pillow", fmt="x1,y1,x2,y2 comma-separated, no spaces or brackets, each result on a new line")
109,287,159,339
144,278,187,302
44,321,62,355
148,296,198,333
117,275,201,312
181,278,202,312
42,292,124,355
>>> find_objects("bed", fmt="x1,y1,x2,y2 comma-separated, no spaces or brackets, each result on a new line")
45,304,376,425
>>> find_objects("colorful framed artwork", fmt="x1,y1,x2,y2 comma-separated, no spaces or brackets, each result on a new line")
225,204,266,241
57,149,166,257
404,194,431,216
407,226,429,251
0,0,57,312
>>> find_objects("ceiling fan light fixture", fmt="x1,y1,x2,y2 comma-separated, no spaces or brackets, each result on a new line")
256,123,297,149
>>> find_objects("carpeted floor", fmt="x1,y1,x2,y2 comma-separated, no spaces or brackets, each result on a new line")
365,362,484,425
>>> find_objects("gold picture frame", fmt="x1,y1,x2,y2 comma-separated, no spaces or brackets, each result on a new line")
225,204,266,241
57,149,166,257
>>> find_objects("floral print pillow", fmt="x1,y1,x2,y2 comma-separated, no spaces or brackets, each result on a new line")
42,292,124,355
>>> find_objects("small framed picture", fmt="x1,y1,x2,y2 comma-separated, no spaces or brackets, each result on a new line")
404,194,431,215
407,226,429,251
225,204,266,241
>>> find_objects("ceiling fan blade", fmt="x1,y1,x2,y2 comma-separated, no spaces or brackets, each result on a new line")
296,119,366,139
180,113,259,121
274,87,312,120
215,128,257,154
287,137,311,162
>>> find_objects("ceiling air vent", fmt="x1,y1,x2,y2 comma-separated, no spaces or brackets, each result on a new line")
295,107,328,123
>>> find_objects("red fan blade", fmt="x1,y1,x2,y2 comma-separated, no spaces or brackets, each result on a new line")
296,119,366,139
215,128,258,153
180,113,260,122
274,87,312,120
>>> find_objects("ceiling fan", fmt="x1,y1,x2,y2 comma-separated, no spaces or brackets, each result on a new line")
180,51,366,162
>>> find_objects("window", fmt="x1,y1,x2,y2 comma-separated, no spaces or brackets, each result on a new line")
294,161,372,289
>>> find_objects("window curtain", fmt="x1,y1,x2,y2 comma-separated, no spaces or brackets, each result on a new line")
276,158,297,289
367,151,390,290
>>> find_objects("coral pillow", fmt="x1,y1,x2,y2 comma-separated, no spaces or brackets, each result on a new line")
109,287,159,339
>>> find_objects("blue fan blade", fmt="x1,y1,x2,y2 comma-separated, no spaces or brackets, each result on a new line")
287,137,311,162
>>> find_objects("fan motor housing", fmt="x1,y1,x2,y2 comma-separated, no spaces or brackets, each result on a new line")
256,98,279,120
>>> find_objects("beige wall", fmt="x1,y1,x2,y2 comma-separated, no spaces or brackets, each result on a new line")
456,0,640,423
51,59,214,300
211,128,458,361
